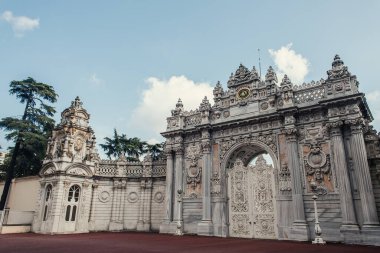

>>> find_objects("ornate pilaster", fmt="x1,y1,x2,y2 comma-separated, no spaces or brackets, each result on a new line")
109,179,126,231
173,144,184,223
347,120,380,229
328,123,360,241
160,147,175,233
284,127,310,241
88,181,99,230
198,130,213,235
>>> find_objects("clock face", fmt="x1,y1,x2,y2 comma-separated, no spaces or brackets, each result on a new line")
237,88,250,99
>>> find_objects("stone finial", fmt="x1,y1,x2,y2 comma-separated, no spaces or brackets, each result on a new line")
280,75,292,87
71,96,83,109
332,54,344,68
327,54,350,80
171,98,184,116
213,81,223,97
265,66,278,83
199,96,211,111
176,98,183,109
251,66,260,80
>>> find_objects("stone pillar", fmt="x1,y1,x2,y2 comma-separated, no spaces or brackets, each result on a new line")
160,148,174,233
285,129,309,241
173,147,184,223
198,135,213,235
137,180,146,231
88,181,98,231
109,180,123,230
348,122,380,228
329,125,360,241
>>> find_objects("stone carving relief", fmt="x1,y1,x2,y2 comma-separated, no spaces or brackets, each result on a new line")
98,190,111,203
185,143,202,197
303,141,332,194
66,167,88,176
220,133,277,160
127,192,139,203
278,164,291,193
153,191,164,203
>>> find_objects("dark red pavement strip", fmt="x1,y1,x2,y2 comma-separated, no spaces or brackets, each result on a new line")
0,232,378,253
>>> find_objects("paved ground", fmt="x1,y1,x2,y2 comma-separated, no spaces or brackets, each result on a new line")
0,232,378,253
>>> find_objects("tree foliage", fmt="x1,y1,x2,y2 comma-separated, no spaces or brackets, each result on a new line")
100,129,163,161
0,77,58,210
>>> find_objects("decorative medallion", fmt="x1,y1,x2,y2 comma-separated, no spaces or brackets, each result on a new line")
127,192,139,203
260,102,269,110
237,88,250,100
98,190,110,203
153,191,164,203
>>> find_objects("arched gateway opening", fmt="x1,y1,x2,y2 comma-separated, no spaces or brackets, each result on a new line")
223,142,278,239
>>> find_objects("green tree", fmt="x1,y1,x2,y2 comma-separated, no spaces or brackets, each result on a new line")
100,130,150,161
0,77,58,210
146,142,164,161
100,129,125,159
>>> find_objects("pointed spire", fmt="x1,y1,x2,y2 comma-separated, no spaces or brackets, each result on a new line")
280,75,292,87
171,98,184,116
71,96,83,109
199,96,211,111
332,54,344,67
327,54,350,80
176,98,183,109
265,66,278,83
251,66,260,80
215,80,222,88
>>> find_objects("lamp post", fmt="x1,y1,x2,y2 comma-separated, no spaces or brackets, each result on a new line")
175,189,184,236
310,180,326,244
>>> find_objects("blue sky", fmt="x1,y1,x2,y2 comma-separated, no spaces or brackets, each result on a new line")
1,0,380,157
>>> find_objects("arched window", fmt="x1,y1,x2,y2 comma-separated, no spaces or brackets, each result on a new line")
43,185,53,221
65,185,80,222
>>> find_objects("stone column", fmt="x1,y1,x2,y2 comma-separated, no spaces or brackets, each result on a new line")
329,125,360,241
198,135,213,235
160,148,174,233
109,180,123,230
137,180,146,231
88,181,99,231
348,122,380,228
163,150,174,222
285,129,309,241
173,147,184,223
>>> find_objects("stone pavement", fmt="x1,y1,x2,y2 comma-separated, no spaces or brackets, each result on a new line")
0,232,378,253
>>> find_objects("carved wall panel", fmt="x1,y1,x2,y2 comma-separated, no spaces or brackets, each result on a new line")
302,141,334,194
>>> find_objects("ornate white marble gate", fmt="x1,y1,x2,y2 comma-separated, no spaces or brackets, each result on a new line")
228,155,276,239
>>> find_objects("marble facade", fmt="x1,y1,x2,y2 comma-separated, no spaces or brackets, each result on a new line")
32,56,380,245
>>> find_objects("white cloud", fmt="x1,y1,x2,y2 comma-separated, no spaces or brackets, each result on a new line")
269,43,309,84
1,11,39,37
367,90,380,102
131,75,213,137
89,73,104,86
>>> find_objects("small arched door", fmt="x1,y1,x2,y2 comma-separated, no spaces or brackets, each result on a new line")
64,185,80,232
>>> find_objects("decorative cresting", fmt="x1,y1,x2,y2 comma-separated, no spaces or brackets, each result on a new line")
228,156,276,239
304,141,331,195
